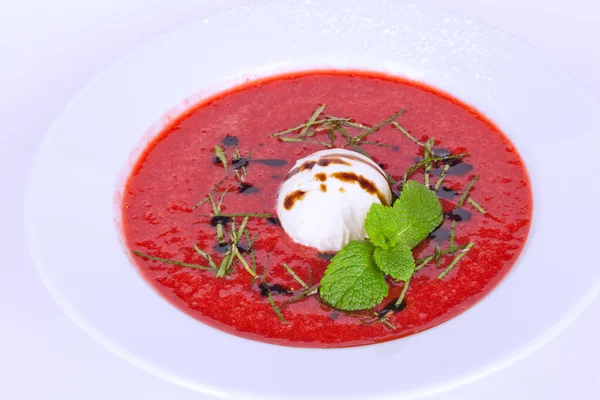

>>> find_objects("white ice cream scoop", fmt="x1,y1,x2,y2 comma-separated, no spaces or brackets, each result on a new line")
276,148,392,252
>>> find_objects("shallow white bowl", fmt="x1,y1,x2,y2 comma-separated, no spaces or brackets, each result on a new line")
24,1,600,399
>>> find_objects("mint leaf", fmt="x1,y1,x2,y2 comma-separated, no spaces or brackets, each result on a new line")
364,203,401,249
319,182,441,311
319,241,388,311
374,243,415,282
365,181,442,250
394,181,443,248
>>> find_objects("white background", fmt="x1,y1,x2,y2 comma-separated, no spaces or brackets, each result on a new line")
1,0,599,399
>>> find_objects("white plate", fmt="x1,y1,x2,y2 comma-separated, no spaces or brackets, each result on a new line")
24,1,600,399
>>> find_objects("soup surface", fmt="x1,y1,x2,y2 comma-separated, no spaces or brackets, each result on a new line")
122,70,532,347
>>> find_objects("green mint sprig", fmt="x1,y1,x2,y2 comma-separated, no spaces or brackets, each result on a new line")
319,181,443,311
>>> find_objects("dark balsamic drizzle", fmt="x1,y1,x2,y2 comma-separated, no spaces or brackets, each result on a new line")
436,186,459,199
236,242,250,253
231,157,250,169
392,146,400,152
449,162,474,175
403,147,472,177
318,253,336,261
430,162,473,177
432,147,451,157
213,156,286,169
233,158,287,169
330,312,340,320
377,299,407,317
210,215,231,226
214,242,231,254
429,226,450,243
447,208,472,222
267,217,282,226
214,242,250,254
221,135,239,147
239,182,259,194
252,159,288,167
259,282,292,297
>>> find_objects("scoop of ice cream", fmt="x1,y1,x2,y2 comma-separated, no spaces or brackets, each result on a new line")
276,148,392,252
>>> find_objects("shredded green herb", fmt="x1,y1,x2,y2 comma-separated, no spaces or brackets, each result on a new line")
380,318,396,329
438,243,474,279
415,244,469,266
434,163,451,191
216,223,225,244
415,255,435,271
354,109,406,141
334,124,355,141
458,175,479,208
435,242,442,266
193,244,218,270
423,138,435,188
237,216,250,239
401,153,469,186
279,137,304,143
216,251,233,277
282,263,309,289
328,129,336,146
267,292,287,324
284,284,320,306
391,121,424,147
468,197,487,214
359,141,396,147
350,143,372,159
449,219,458,249
218,187,232,210
219,213,273,218
378,277,411,328
233,247,256,277
233,145,248,180
396,278,411,307
299,104,326,138
272,117,350,137
207,193,219,215
192,196,210,209
132,250,216,271
244,228,259,248
192,176,227,210
273,105,406,154
214,145,228,171
337,119,369,130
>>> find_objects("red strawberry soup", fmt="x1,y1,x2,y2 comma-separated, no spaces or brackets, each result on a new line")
122,70,532,348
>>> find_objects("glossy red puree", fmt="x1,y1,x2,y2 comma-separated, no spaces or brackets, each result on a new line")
122,70,532,348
